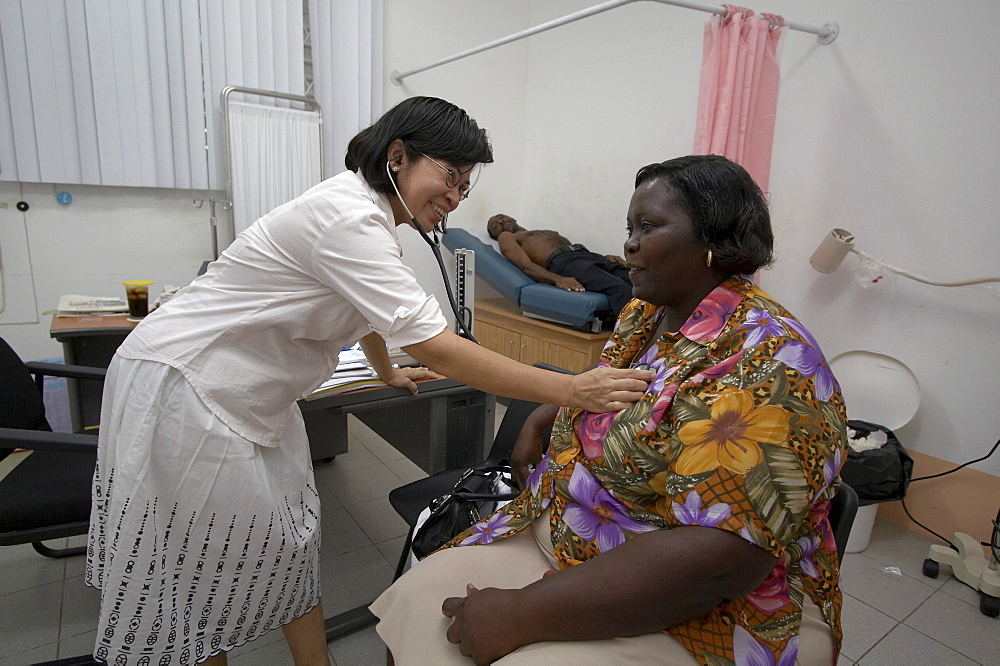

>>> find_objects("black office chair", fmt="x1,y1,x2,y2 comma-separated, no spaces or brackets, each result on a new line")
829,480,860,562
0,336,104,558
321,364,568,641
387,362,572,580
387,394,549,580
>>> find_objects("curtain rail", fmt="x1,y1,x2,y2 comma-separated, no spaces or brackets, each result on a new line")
390,0,837,85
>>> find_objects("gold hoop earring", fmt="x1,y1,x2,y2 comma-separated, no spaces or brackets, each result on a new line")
706,249,713,268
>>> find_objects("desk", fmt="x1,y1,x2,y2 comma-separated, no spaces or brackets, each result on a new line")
50,314,137,432
49,315,495,473
299,379,495,474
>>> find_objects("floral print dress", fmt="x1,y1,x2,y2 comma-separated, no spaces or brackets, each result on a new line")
444,277,848,665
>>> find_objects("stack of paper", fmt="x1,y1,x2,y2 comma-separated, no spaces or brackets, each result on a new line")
304,344,385,400
304,372,387,400
56,294,129,316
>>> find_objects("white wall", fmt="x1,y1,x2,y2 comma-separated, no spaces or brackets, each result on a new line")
381,1,533,310
2,0,996,479
763,1,1000,479
0,181,224,360
382,0,1000,477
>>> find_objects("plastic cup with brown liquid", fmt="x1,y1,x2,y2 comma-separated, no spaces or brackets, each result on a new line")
123,280,154,319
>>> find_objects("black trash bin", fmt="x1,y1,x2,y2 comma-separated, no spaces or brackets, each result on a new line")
839,420,914,551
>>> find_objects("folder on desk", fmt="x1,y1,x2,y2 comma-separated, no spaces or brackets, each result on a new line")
56,294,129,316
303,342,421,400
305,368,387,400
304,346,383,400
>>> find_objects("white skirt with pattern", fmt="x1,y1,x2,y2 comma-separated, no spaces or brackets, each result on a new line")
86,355,321,665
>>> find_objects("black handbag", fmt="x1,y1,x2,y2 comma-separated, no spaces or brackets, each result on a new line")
410,461,519,559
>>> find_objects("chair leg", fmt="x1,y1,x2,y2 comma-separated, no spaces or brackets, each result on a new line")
393,528,414,581
33,541,86,558
324,605,377,641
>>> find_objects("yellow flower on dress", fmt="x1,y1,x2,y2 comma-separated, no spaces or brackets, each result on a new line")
675,390,790,475
554,443,579,466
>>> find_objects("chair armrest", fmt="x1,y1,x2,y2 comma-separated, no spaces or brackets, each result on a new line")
24,361,107,382
0,427,98,454
531,362,574,375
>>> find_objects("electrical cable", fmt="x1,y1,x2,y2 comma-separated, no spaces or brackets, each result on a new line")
989,508,1000,565
909,437,1000,482
385,160,478,344
898,436,1000,551
900,496,958,550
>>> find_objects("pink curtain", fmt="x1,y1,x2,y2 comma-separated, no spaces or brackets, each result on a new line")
693,7,787,195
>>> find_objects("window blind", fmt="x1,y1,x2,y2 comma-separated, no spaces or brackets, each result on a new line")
0,0,305,191
308,0,383,179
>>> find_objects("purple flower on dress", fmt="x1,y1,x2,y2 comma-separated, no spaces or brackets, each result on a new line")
459,511,513,546
773,341,836,401
527,454,550,496
739,525,759,546
740,309,786,348
779,317,823,352
634,346,675,394
563,465,656,552
636,344,659,367
734,626,797,666
672,491,732,527
771,317,839,401
795,535,821,578
823,449,843,489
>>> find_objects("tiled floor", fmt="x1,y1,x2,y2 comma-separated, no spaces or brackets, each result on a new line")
2,408,998,665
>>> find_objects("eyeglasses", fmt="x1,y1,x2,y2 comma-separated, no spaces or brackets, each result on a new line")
416,150,478,201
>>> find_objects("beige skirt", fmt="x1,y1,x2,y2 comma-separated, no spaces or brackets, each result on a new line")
371,511,836,665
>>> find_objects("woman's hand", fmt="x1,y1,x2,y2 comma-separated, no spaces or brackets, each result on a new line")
510,404,560,489
571,366,653,413
384,366,440,395
442,585,526,665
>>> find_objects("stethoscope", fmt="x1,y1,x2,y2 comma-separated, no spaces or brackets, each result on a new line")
387,160,478,343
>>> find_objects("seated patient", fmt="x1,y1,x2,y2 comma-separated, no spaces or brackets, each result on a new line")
487,213,634,315
373,155,848,665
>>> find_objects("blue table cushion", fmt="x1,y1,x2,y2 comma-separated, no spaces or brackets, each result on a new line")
519,283,610,329
441,227,612,329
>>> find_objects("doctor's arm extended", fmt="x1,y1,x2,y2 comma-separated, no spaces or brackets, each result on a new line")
402,329,652,413
358,331,439,395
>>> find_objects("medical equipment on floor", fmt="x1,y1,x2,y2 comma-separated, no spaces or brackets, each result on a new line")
922,508,1000,618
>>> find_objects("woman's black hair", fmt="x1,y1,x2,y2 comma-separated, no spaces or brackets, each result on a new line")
345,96,493,195
634,155,774,275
